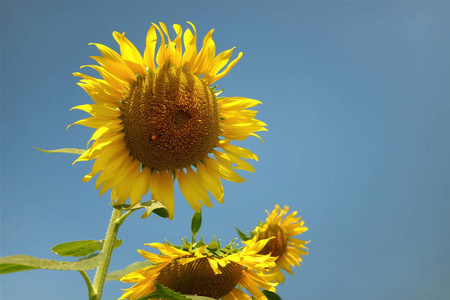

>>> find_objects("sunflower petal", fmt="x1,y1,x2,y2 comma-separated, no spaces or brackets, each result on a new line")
113,31,146,76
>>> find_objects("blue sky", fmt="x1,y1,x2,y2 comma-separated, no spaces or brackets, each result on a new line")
1,1,449,299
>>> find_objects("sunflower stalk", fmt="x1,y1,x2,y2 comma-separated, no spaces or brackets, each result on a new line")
92,207,123,300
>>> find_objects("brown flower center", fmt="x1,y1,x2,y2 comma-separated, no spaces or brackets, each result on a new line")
121,66,220,171
257,223,288,259
156,257,242,299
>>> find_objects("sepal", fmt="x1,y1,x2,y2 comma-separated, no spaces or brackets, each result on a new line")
236,227,252,241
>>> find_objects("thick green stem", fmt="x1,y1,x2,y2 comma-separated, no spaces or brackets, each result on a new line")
92,207,123,300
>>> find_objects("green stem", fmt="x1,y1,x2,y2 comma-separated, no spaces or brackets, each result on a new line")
78,270,96,300
92,207,123,300
116,210,134,227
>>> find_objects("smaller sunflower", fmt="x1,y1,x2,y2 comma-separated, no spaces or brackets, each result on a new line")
242,205,309,283
119,238,278,300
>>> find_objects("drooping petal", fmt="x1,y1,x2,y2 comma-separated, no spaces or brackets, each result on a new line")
144,25,157,71
157,170,175,219
113,31,146,76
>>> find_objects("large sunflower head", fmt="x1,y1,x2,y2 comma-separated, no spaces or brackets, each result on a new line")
242,205,309,283
71,22,266,218
119,238,278,300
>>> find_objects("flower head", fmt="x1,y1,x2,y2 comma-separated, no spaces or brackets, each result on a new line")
243,205,309,283
71,22,266,218
119,239,277,300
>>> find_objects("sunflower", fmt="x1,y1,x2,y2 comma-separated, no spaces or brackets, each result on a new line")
71,22,266,218
119,239,277,300
243,205,309,283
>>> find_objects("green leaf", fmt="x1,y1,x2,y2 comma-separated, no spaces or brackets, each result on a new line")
152,207,169,218
136,284,216,300
51,240,101,257
112,239,123,249
34,147,85,154
106,260,153,281
0,253,105,274
262,290,283,300
115,200,169,219
51,239,122,257
191,211,202,241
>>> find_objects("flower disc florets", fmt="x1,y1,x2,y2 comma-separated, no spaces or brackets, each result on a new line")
122,66,220,171
157,256,242,299
256,223,288,258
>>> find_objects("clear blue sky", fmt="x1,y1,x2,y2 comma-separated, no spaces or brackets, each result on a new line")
2,1,449,299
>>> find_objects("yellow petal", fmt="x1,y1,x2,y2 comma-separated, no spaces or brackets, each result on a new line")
144,25,157,71
157,171,175,219
203,47,235,84
176,169,206,211
222,288,252,300
207,157,246,183
207,258,222,275
89,54,135,83
130,170,151,206
210,52,243,83
82,173,93,182
171,24,183,66
219,97,262,111
152,23,167,68
80,64,128,91
112,31,146,76
70,104,120,118
193,29,215,75
182,22,197,69
222,143,259,161
196,160,224,203
89,43,136,82
90,141,124,176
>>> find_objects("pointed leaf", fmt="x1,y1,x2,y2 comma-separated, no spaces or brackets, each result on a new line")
34,147,85,154
136,284,190,300
0,253,105,274
136,284,216,300
51,239,122,257
262,290,283,300
152,207,169,218
106,260,153,281
191,211,202,241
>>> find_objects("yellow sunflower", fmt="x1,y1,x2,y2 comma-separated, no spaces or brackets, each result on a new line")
244,205,309,283
71,22,266,218
119,239,277,300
